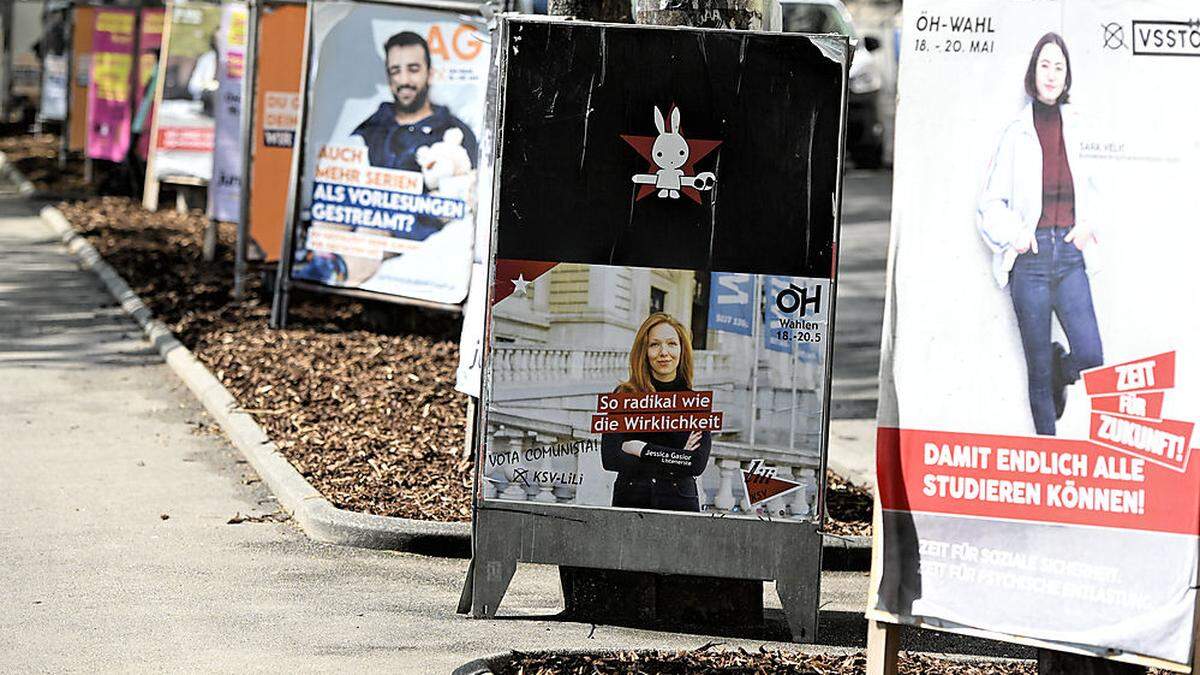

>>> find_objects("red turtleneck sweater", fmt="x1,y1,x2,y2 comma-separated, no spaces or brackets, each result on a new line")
1033,101,1075,229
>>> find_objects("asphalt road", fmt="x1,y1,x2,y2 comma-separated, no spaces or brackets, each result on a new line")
831,168,893,420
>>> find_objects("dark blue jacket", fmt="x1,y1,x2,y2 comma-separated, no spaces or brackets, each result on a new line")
352,102,478,173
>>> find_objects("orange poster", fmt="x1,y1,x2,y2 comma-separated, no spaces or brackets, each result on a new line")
247,2,306,262
68,5,97,152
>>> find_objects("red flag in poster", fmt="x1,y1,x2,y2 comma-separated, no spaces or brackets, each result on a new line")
492,259,557,304
741,459,804,506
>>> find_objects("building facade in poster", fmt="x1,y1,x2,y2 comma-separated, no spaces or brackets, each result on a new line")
478,20,846,521
151,1,222,181
289,1,488,305
871,0,1200,666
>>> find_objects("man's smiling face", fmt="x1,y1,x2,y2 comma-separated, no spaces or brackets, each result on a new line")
386,44,430,114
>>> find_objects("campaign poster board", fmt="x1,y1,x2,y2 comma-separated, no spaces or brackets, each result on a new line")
869,0,1200,670
86,7,135,161
464,18,848,628
134,8,166,160
208,1,248,222
145,0,222,187
245,0,304,262
9,0,46,113
68,4,96,152
279,0,489,309
38,4,70,122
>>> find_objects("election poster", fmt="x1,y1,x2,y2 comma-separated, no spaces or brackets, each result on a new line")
208,1,248,222
134,8,166,160
38,5,71,123
870,0,1200,667
146,1,222,183
68,4,96,152
86,8,136,161
476,20,847,520
246,0,305,262
8,0,45,118
40,54,69,122
285,0,489,306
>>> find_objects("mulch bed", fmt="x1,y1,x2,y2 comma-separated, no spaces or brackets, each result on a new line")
825,473,871,537
0,132,92,198
500,649,1035,674
7,131,872,533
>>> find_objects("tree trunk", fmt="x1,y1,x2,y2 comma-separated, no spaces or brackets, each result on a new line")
547,0,631,24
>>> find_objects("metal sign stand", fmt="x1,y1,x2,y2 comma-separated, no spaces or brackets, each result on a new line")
460,503,824,640
456,16,848,642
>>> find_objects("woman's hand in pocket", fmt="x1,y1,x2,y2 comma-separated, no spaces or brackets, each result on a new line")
1065,223,1095,251
684,432,702,451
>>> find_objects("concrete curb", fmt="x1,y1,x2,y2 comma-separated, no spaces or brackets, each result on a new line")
40,205,471,557
0,150,37,196
453,648,1036,674
38,201,870,567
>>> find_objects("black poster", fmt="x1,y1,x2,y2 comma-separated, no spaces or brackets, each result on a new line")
495,20,847,277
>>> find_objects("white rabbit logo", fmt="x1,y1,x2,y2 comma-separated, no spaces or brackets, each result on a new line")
627,106,718,200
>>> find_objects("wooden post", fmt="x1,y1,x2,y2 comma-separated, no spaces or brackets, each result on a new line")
865,619,900,675
865,478,900,674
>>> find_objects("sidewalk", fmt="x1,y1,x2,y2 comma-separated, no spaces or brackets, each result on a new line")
0,186,1022,671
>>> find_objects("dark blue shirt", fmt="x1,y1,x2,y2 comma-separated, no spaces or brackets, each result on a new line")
349,102,479,242
352,102,478,173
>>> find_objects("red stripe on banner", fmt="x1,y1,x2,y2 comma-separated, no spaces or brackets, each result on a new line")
1089,391,1165,422
877,426,1200,535
156,126,215,153
1082,352,1175,397
590,411,723,434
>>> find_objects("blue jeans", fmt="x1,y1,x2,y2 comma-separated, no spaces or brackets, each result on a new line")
1009,227,1103,436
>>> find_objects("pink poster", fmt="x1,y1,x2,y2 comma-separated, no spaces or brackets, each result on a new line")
86,9,135,161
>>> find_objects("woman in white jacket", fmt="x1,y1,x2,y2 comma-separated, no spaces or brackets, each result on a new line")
977,32,1103,436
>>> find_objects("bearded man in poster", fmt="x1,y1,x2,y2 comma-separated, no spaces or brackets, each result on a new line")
353,31,478,185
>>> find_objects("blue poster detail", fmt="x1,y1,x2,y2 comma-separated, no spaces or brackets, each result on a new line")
707,272,754,336
764,276,825,354
764,276,793,353
310,181,467,241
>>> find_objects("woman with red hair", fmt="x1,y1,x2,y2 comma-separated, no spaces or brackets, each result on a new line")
600,312,712,512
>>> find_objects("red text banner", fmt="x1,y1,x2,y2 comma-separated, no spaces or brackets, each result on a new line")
156,126,216,153
590,411,723,434
1083,352,1175,397
596,390,715,413
1090,392,1165,422
877,426,1200,535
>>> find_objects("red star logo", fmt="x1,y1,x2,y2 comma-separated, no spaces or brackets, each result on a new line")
620,107,721,204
